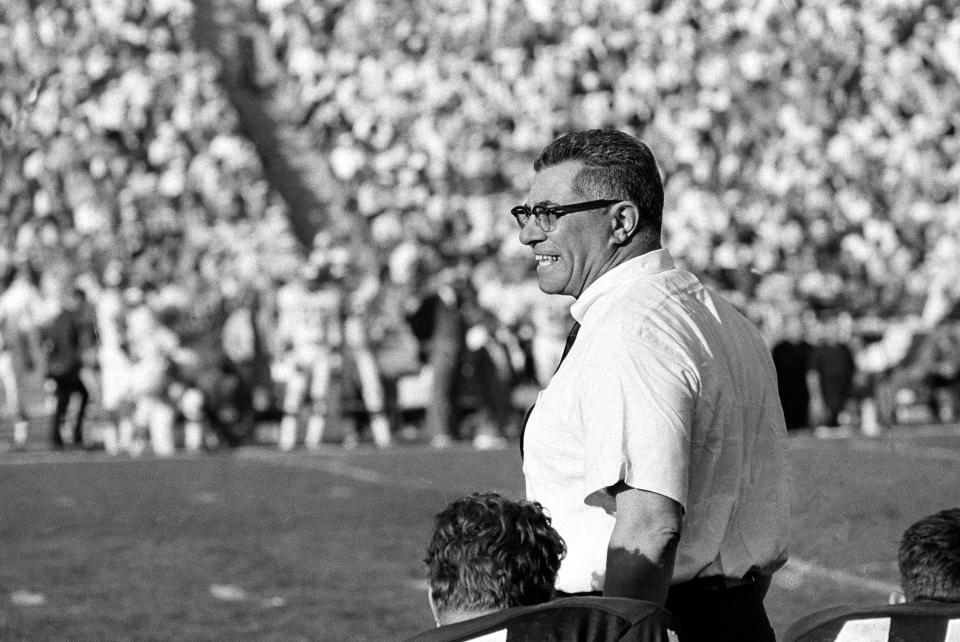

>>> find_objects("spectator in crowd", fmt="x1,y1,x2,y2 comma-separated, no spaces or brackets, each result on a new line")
410,491,678,642
43,286,95,449
517,130,788,641
254,0,960,330
785,507,960,642
772,314,813,431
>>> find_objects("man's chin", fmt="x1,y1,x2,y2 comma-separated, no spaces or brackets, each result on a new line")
536,278,566,296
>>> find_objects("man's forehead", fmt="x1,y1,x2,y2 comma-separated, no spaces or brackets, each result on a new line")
525,161,583,203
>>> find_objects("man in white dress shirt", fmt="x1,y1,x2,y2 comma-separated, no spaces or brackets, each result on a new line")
515,129,789,641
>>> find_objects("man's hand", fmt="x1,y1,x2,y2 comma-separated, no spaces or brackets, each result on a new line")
603,482,683,604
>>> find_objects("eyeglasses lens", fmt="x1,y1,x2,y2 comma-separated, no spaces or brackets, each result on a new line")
512,207,529,229
535,207,556,232
512,205,557,231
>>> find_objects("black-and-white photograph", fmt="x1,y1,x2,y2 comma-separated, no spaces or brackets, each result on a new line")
1,0,958,640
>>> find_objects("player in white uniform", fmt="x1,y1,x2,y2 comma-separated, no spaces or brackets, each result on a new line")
125,290,179,457
342,280,392,449
0,265,46,448
274,269,345,450
0,320,29,447
93,272,135,455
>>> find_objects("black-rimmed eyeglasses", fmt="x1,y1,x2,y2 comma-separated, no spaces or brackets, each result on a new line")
510,199,619,232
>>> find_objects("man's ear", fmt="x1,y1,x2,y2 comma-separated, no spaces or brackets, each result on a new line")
609,201,640,245
428,588,441,627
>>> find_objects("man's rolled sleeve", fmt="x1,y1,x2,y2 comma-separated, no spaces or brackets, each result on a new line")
581,327,697,511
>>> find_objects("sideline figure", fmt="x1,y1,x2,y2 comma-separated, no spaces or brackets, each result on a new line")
408,492,677,642
517,130,789,641
786,507,960,641
424,492,565,627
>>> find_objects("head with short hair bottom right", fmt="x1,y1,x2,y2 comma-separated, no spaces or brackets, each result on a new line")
424,491,566,626
898,507,960,603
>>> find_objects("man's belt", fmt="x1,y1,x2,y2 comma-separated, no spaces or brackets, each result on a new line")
672,572,760,592
555,572,762,599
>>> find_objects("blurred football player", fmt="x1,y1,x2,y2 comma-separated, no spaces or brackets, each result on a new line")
274,265,345,450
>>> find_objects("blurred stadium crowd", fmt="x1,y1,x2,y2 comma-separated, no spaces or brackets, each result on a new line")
2,0,960,453
253,0,960,315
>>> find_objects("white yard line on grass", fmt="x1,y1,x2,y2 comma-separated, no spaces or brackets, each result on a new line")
789,431,960,461
781,557,900,595
884,423,960,438
0,451,198,466
236,449,440,491
0,448,444,491
789,424,960,441
843,439,960,461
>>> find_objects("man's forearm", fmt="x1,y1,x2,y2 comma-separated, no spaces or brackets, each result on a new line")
604,528,678,603
603,485,683,604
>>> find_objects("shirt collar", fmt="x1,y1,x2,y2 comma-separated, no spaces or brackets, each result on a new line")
570,248,676,324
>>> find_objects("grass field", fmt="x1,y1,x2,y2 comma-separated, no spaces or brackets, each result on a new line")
1,426,959,641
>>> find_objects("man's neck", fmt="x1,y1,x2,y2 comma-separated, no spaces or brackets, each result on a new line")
608,240,657,271
573,242,663,304
438,607,499,626
578,242,657,299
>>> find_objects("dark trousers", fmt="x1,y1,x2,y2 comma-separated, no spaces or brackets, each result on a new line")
665,578,775,642
50,369,89,446
558,578,775,642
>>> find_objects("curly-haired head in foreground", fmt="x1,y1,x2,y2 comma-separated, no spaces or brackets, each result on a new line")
424,492,566,624
898,507,960,603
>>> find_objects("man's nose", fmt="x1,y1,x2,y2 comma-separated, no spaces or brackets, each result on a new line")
518,216,546,246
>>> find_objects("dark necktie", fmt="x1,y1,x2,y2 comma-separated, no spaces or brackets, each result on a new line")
519,321,580,460
559,321,580,367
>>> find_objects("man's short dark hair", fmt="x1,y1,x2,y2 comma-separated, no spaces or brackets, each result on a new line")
534,129,664,245
425,492,566,615
898,507,960,602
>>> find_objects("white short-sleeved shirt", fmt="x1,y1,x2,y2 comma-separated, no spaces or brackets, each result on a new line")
523,249,789,593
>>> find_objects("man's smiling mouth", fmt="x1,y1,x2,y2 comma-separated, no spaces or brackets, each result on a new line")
535,254,559,266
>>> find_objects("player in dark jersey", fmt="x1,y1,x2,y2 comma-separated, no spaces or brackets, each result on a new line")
786,507,960,642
